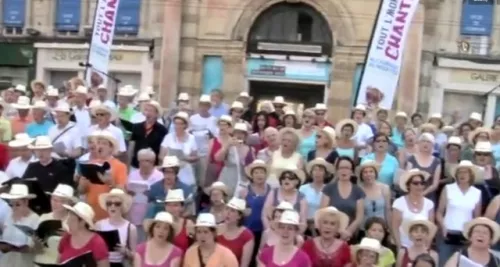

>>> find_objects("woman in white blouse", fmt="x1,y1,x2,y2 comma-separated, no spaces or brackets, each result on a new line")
268,128,303,187
391,169,435,249
436,160,482,266
5,133,34,178
160,112,198,187
95,188,138,267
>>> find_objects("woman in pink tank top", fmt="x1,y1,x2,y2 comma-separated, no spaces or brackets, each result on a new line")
135,212,182,267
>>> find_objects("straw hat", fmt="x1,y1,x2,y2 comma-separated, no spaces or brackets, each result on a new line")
306,157,334,174
28,136,53,150
117,86,138,97
272,96,286,105
469,112,483,122
74,86,88,95
450,160,482,183
275,201,294,211
92,130,118,154
446,136,462,147
136,92,151,102
98,188,133,212
463,217,500,244
158,189,185,203
8,133,34,148
314,206,349,230
356,160,381,178
352,104,367,113
244,159,269,178
318,126,336,148
159,155,181,170
419,123,437,133
402,215,438,238
314,103,327,111
395,111,408,119
177,92,189,101
199,95,211,103
195,213,217,228
54,102,71,113
276,164,306,182
428,113,443,121
14,84,26,93
173,111,189,125
278,210,300,225
46,87,59,97
206,181,229,195
218,115,233,126
144,100,162,114
0,184,36,199
352,238,382,256
226,197,251,216
90,103,117,119
442,125,455,133
12,96,32,109
283,109,296,119
46,184,77,202
231,101,244,110
143,211,174,232
238,92,250,99
335,119,358,136
474,141,492,153
468,127,491,143
233,122,248,132
31,80,46,90
399,169,430,192
32,100,48,110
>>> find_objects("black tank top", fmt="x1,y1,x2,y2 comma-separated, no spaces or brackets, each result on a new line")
460,248,498,267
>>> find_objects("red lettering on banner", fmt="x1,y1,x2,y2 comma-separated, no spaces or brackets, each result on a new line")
100,0,118,44
384,0,412,60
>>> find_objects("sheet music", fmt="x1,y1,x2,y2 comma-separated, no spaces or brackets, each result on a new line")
459,255,483,267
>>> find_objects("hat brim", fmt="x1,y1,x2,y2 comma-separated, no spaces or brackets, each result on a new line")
335,119,358,137
217,117,233,126
402,219,437,239
0,192,37,200
399,170,430,192
226,204,251,217
97,192,133,212
204,184,229,196
463,218,500,244
450,164,482,184
468,127,491,144
306,159,334,174
314,208,349,230
31,80,46,89
355,162,381,178
63,204,94,229
143,218,174,233
8,139,34,148
11,104,32,109
28,144,53,150
46,192,78,203
244,163,269,178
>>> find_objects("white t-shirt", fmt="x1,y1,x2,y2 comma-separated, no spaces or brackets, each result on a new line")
94,219,130,263
353,122,374,146
189,113,217,156
5,156,35,178
392,196,434,248
160,133,198,185
48,122,83,155
443,183,481,232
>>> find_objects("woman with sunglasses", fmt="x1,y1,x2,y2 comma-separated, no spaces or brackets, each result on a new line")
95,188,137,267
391,169,435,249
159,188,194,253
362,133,399,186
0,184,39,267
321,156,365,243
471,142,500,213
262,165,307,232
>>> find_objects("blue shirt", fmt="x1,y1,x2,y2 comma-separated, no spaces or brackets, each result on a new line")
299,183,323,219
26,120,54,137
362,153,399,185
209,103,229,118
392,127,405,148
145,180,193,218
493,143,500,169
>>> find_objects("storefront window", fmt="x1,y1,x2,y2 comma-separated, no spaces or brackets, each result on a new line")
443,92,485,124
108,72,141,98
0,67,29,89
50,71,78,88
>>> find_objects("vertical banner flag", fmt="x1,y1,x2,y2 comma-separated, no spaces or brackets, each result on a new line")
86,0,121,87
460,0,494,36
2,0,26,27
56,0,82,31
115,0,141,34
355,0,420,110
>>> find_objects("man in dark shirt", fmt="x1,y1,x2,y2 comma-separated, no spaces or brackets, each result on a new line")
22,136,74,214
129,100,167,168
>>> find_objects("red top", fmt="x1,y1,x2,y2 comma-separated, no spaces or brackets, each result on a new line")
172,219,190,253
209,138,224,178
58,233,109,263
301,239,351,267
268,116,280,128
401,247,430,267
216,227,254,263
0,144,9,170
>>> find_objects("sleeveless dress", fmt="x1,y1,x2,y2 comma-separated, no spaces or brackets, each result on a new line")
206,138,224,187
258,246,311,267
173,219,191,253
245,185,271,234
336,147,355,159
216,228,254,264
271,188,304,211
136,242,183,267
406,155,440,202
400,247,430,267
301,239,351,267
298,131,316,159
269,149,302,187
218,146,254,197
460,248,498,267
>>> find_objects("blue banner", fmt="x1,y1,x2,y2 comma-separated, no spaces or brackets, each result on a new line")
246,58,331,82
115,0,141,34
461,0,494,35
2,0,26,27
55,0,81,31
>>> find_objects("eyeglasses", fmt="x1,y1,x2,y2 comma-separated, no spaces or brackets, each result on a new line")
9,201,22,207
410,181,426,186
95,113,107,117
106,201,122,207
475,152,490,157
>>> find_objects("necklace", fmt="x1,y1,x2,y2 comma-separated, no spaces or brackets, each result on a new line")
408,197,422,212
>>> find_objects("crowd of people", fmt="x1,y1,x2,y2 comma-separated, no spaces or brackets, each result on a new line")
0,78,498,267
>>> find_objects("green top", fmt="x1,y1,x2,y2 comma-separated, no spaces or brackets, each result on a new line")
0,117,12,141
377,247,396,267
118,107,136,139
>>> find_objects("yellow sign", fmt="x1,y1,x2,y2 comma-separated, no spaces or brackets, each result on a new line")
46,49,143,65
450,70,499,84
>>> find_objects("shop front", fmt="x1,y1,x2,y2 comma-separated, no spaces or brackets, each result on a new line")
0,43,36,90
34,43,153,95
431,56,500,126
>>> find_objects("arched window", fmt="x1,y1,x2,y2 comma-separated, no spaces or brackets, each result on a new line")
247,2,332,53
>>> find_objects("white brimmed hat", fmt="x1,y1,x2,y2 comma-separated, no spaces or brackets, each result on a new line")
28,136,53,150
356,160,380,178
272,96,286,105
117,86,138,97
306,157,334,174
233,122,248,132
278,210,300,225
276,164,306,182
314,206,349,230
74,86,88,95
173,111,189,125
238,92,250,99
218,115,233,126
159,189,185,203
231,101,244,110
199,95,211,103
12,96,32,109
395,111,408,118
402,215,438,238
314,103,327,111
90,103,117,119
14,84,27,93
143,211,174,232
226,197,251,216
177,92,189,101
399,168,430,192
206,181,229,195
32,100,48,110
463,217,500,244
352,238,382,256
275,201,294,211
195,213,217,228
159,155,181,170
442,125,455,133
447,136,462,147
46,87,59,97
136,92,151,102
98,188,132,212
474,141,492,153
0,184,36,199
63,202,95,229
144,100,162,114
353,104,367,112
92,130,118,154
450,160,482,183
46,184,77,202
8,133,34,148
335,119,358,136
54,102,71,113
428,113,443,120
469,112,483,122
244,159,269,178
468,127,491,143
283,109,296,118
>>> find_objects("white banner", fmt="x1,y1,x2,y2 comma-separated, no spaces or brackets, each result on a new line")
355,0,420,110
86,0,120,88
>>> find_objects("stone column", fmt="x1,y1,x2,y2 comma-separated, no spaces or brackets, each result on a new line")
485,94,497,126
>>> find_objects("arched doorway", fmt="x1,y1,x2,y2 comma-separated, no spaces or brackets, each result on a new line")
244,2,334,113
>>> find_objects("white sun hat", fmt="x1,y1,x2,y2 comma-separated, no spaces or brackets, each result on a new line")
32,100,48,110
306,157,334,174
469,112,483,122
144,100,162,114
74,86,88,95
218,115,233,126
173,111,189,124
98,188,133,212
447,136,462,147
143,211,174,232
352,238,382,255
160,155,181,170
136,92,151,102
463,217,500,244
92,130,118,154
238,92,250,98
159,189,185,203
199,95,211,103
177,92,189,101
231,101,244,110
450,160,482,183
278,210,300,225
399,168,430,192
275,201,294,211
0,184,36,199
314,206,349,230
195,213,217,227
14,84,27,93
53,102,71,113
63,202,95,229
12,96,32,109
353,104,367,112
335,119,358,137
117,86,138,97
8,133,34,148
314,103,327,111
233,122,248,132
474,141,492,153
275,164,306,182
244,159,269,178
395,111,408,118
272,96,286,105
402,215,438,238
46,184,77,202
46,87,59,97
28,136,53,150
206,181,229,196
429,113,443,120
226,197,250,216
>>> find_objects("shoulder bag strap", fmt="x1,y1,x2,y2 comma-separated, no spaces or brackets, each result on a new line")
52,125,75,144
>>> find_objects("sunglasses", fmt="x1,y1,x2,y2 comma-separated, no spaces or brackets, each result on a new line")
279,175,297,181
106,201,122,207
475,152,490,157
315,112,325,116
410,181,426,186
95,113,107,117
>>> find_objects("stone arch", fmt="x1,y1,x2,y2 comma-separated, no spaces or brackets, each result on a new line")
231,0,356,49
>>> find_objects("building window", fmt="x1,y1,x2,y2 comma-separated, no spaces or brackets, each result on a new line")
460,0,494,36
2,0,26,33
114,0,141,35
202,56,224,94
55,0,81,33
50,71,78,88
443,92,484,124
